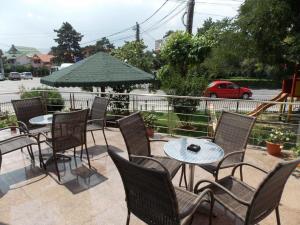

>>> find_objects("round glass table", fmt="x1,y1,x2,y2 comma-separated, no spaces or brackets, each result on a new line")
164,138,224,191
29,114,53,125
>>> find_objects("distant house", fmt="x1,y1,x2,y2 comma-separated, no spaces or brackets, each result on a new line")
31,54,54,68
4,45,41,66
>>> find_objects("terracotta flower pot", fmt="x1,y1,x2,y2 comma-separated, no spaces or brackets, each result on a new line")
266,141,282,156
146,127,154,138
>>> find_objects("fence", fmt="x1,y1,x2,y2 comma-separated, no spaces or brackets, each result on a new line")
1,90,300,149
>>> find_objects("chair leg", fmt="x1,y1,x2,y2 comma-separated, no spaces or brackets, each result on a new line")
126,210,131,225
209,198,215,225
26,146,34,160
91,131,96,145
80,145,83,159
275,207,281,225
179,164,188,189
73,147,76,158
0,155,2,170
53,154,61,182
240,166,243,181
102,128,108,150
85,143,91,168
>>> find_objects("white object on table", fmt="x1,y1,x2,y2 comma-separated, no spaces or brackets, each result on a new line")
164,138,224,191
29,114,53,125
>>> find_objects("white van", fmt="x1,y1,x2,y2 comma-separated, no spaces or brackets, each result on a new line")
21,72,33,80
0,73,5,81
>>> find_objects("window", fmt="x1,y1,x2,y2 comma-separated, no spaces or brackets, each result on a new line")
218,83,227,89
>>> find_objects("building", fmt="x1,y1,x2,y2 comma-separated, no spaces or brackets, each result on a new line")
4,45,41,66
31,54,54,68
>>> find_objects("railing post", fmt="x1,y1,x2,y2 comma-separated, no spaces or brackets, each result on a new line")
167,99,171,135
236,100,240,113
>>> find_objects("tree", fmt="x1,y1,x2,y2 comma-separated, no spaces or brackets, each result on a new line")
158,31,208,120
237,0,300,67
82,37,115,57
112,41,153,72
51,22,83,64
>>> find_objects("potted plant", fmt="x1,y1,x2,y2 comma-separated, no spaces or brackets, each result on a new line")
6,115,18,132
266,128,294,156
142,112,157,138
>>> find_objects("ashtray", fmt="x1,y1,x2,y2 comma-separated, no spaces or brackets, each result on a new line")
187,144,201,152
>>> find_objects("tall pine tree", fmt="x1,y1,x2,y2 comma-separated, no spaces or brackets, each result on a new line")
51,22,83,64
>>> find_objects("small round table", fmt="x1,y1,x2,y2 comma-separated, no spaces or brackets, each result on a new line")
29,114,53,125
164,138,224,191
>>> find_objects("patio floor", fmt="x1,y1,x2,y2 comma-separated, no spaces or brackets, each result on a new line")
0,128,299,225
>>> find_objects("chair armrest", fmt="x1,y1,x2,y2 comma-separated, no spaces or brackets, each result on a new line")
37,132,51,143
17,121,29,133
149,139,168,143
178,188,214,219
231,162,268,177
214,150,245,180
0,133,37,145
194,179,251,206
130,155,169,174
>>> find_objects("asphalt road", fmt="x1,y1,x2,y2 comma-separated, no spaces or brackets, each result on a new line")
0,77,281,100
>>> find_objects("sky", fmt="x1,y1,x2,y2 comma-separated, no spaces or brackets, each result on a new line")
0,0,243,53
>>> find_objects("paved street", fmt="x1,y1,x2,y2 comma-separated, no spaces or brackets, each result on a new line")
0,77,281,101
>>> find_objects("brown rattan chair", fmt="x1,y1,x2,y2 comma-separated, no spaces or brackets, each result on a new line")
0,126,40,170
12,97,50,135
108,148,214,225
38,109,90,181
117,112,187,187
194,159,300,225
197,111,256,181
86,96,109,148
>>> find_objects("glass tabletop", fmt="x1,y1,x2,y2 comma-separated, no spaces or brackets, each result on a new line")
164,138,224,165
29,114,53,125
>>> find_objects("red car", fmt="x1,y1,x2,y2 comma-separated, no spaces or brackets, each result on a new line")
204,81,252,99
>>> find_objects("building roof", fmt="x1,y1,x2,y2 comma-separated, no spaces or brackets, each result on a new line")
33,54,54,63
40,51,154,87
4,45,40,59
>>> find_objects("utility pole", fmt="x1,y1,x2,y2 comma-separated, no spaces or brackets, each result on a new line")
186,0,195,34
134,22,140,42
0,49,4,75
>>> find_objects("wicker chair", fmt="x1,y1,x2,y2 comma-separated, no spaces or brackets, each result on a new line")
108,148,214,225
198,111,256,181
38,109,90,181
118,112,187,187
12,97,50,135
194,159,300,225
0,126,39,170
86,96,109,148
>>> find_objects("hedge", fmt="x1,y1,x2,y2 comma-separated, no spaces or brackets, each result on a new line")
224,77,282,89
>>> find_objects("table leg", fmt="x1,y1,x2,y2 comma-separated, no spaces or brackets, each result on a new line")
188,164,195,192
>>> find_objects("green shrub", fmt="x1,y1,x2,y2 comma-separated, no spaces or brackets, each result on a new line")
224,77,281,89
20,87,64,112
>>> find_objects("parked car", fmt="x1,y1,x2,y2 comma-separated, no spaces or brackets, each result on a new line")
21,72,33,80
204,80,252,99
0,73,5,81
8,72,21,80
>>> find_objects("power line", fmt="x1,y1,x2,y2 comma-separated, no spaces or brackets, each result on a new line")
82,0,170,46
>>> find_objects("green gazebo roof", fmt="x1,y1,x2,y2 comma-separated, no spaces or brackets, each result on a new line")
41,52,154,87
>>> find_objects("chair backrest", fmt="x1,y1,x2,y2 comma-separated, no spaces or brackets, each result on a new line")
12,97,47,128
90,96,109,126
51,109,89,153
117,112,150,159
213,111,256,162
108,149,181,225
246,158,300,225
